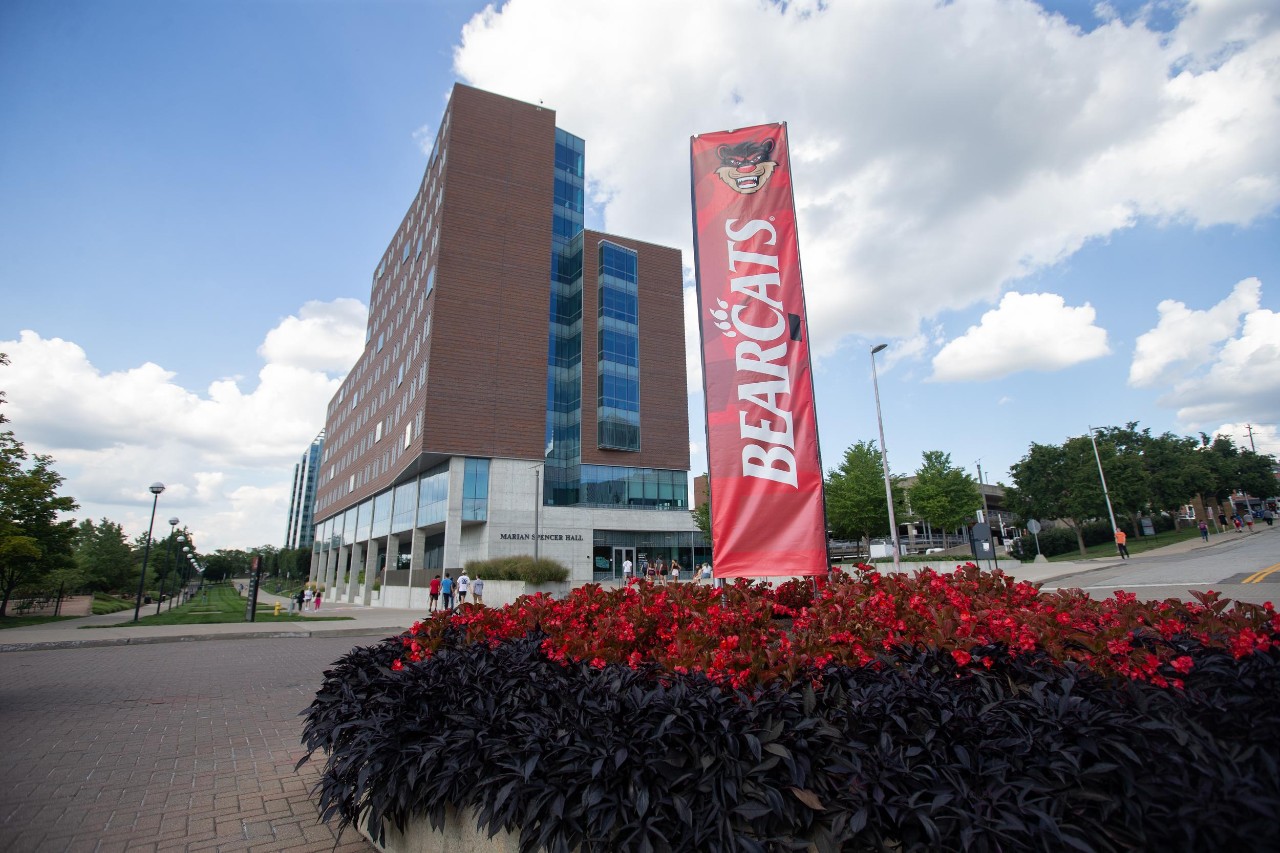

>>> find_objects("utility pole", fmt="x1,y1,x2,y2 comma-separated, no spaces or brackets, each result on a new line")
1245,424,1256,452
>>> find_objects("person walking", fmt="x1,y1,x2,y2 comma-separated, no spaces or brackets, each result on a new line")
457,571,470,605
429,575,441,612
304,587,313,610
1233,515,1244,533
1114,528,1130,560
294,587,306,614
440,572,454,611
1198,520,1209,543
314,588,322,611
472,577,484,606
670,561,680,583
622,557,633,584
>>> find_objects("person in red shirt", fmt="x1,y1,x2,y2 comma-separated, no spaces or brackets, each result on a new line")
429,575,442,612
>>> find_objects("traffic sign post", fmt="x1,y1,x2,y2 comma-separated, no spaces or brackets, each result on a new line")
1026,519,1047,563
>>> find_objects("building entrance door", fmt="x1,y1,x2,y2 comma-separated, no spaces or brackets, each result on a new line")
613,547,635,582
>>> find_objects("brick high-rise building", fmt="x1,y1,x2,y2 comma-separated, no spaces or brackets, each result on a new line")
309,85,703,604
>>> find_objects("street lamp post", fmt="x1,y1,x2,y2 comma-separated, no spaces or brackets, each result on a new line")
1088,427,1119,534
132,482,165,622
156,517,179,615
870,345,901,571
534,465,541,562
170,538,187,609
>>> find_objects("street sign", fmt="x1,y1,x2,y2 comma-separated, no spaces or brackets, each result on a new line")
1026,519,1042,534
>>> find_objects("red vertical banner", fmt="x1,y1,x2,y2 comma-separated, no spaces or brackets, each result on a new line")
690,123,827,578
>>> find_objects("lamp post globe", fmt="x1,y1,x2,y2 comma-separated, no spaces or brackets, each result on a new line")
132,483,166,622
869,346,901,571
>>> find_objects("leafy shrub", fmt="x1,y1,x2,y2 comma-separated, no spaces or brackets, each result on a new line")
466,556,569,584
301,633,1280,852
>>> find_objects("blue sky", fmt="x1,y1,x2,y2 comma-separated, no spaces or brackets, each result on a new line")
2,0,1277,550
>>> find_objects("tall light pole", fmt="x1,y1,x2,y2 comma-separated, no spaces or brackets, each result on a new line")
156,517,179,615
1087,427,1119,534
528,463,542,562
170,537,187,609
870,345,901,571
132,482,165,622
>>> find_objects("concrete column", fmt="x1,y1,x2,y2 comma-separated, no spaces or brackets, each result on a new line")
335,545,351,600
411,527,427,575
349,542,366,605
364,538,380,606
323,547,339,600
385,533,402,607
442,458,466,570
308,550,321,585
344,542,361,603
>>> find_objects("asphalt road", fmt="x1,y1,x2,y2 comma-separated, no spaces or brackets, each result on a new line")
0,635,384,852
1041,526,1280,605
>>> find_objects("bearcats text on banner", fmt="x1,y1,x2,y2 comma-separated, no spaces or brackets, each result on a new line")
689,123,827,578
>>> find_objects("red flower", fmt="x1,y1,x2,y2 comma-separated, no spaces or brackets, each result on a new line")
1171,656,1194,675
951,649,972,667
390,659,403,671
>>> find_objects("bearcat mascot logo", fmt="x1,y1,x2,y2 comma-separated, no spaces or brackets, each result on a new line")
715,138,778,194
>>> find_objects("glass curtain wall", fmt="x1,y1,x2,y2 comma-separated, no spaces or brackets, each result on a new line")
597,242,640,451
545,129,586,506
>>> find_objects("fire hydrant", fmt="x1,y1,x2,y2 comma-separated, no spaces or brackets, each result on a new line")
274,602,282,616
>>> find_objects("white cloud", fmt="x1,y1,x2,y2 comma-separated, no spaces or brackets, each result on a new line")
1129,277,1261,387
1210,422,1280,459
2,298,367,550
930,292,1111,382
452,0,1280,354
257,298,368,372
1153,295,1280,428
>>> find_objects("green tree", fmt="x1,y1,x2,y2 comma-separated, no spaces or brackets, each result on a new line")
0,433,79,615
1142,431,1213,518
1091,424,1152,536
1201,436,1277,506
1006,437,1107,556
825,440,905,554
908,451,981,535
691,501,710,541
74,518,136,592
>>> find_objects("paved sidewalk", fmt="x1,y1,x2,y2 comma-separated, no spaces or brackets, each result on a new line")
0,592,421,654
0,636,379,852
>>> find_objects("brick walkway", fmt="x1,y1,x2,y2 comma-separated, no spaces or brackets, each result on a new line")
0,636,380,852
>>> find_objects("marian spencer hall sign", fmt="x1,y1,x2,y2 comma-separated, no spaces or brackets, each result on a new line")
690,123,827,578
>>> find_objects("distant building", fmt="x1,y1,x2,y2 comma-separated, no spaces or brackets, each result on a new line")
309,85,704,605
284,431,325,550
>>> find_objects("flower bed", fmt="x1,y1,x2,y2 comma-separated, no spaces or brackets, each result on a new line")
300,566,1280,852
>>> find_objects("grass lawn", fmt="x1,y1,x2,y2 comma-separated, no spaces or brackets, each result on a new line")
83,583,352,627
1043,525,1204,561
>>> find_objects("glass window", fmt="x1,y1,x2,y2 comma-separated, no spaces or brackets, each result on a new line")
462,458,489,521
391,480,418,534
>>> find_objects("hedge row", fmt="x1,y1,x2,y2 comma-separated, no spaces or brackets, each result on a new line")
301,631,1280,853
465,555,570,583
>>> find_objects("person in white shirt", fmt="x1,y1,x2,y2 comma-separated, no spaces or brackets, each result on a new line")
622,558,633,582
471,577,484,605
457,571,470,605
